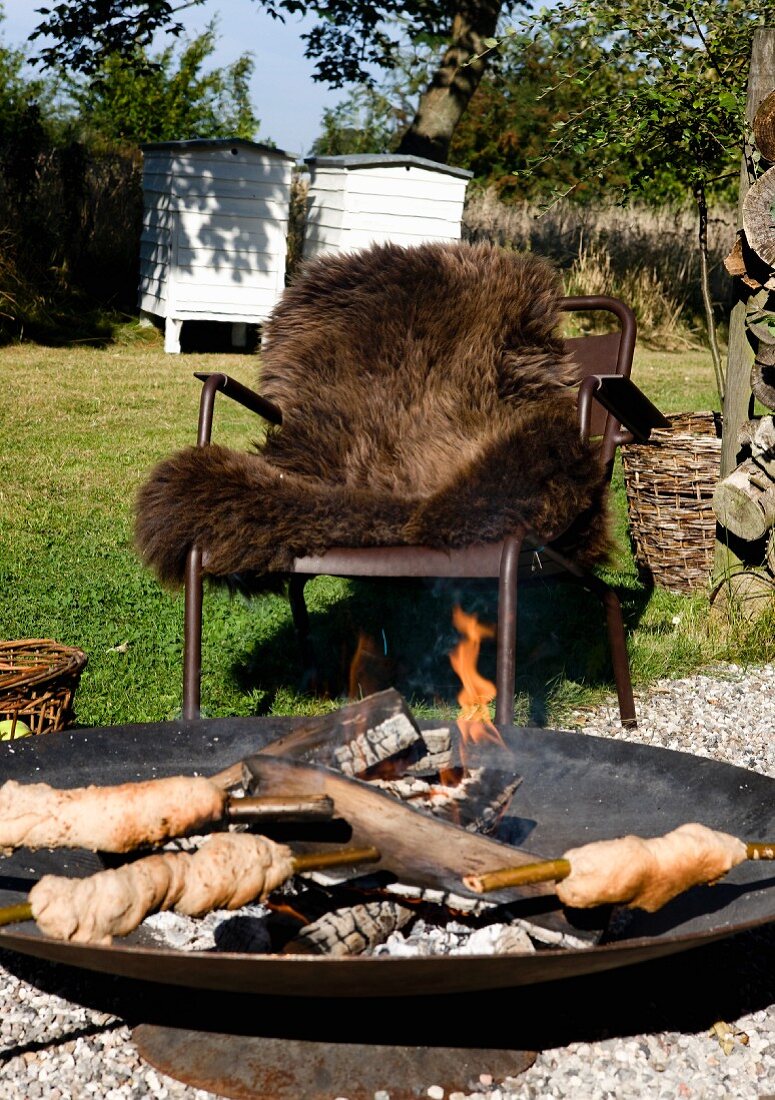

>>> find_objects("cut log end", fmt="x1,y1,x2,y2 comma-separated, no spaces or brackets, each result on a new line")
751,353,775,412
754,88,775,163
713,458,775,541
743,165,775,269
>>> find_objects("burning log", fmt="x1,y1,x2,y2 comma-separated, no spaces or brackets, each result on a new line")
239,754,601,944
368,769,520,835
0,776,334,853
404,727,453,776
364,882,592,947
210,688,427,789
463,823,771,913
0,837,380,944
281,900,414,956
330,716,420,778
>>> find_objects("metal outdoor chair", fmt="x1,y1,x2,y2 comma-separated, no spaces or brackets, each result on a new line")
179,294,667,728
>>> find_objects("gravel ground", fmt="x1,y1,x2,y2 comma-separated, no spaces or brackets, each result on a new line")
1,662,774,1099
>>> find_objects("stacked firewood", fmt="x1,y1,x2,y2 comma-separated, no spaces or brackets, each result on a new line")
715,86,775,588
713,414,775,542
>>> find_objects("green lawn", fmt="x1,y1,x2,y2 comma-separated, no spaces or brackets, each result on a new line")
1,329,768,730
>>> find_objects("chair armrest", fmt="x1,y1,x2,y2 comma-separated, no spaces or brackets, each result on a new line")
193,371,283,446
578,374,669,447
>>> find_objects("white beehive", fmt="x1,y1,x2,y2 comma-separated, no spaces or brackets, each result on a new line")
302,154,472,261
139,138,298,352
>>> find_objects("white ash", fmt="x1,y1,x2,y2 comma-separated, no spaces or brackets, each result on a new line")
379,880,494,916
141,903,271,953
372,918,535,957
504,917,595,952
372,882,590,949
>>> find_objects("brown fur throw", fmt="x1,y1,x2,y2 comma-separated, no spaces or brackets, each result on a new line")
135,241,611,586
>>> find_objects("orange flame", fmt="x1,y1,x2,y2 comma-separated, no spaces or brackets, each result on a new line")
348,631,392,700
266,900,311,926
449,606,503,749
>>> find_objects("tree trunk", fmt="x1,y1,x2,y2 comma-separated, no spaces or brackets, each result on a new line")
694,181,725,403
396,1,503,163
710,567,775,622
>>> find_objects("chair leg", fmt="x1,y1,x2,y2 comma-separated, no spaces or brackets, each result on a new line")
599,585,637,728
183,546,203,720
495,533,524,727
524,542,637,729
288,574,317,680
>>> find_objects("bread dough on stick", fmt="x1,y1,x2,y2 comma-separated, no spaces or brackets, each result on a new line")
29,833,295,944
556,823,748,912
0,777,227,852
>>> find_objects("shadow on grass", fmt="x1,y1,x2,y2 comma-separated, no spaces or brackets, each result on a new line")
0,306,124,348
229,571,654,725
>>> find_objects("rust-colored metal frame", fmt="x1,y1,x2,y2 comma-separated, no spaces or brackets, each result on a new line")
181,296,658,727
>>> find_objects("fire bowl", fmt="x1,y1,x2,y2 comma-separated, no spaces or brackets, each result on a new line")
0,717,773,997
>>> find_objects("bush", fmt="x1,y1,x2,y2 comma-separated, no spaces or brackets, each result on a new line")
463,189,736,345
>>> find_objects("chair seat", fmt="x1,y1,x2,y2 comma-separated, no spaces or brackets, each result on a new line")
291,541,568,580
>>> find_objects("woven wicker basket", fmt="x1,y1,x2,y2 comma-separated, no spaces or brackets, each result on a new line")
0,639,88,737
621,411,722,594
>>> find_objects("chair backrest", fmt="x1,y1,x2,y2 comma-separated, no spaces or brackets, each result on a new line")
561,295,637,467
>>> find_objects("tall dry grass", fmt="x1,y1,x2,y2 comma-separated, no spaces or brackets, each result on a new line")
463,190,737,346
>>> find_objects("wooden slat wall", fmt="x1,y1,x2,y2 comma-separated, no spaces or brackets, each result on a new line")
303,164,468,261
138,144,294,324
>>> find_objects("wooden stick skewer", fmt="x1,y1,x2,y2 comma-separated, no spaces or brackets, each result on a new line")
225,794,334,823
465,858,572,894
464,841,775,896
0,845,380,930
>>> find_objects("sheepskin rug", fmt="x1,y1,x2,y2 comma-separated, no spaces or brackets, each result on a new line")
135,240,611,586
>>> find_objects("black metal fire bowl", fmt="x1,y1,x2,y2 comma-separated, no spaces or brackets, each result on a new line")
0,717,773,998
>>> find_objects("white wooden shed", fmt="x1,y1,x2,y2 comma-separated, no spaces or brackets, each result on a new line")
138,138,298,353
302,154,472,261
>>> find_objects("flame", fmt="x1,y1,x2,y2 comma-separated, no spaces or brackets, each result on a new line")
266,900,311,926
348,630,392,700
449,605,503,749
